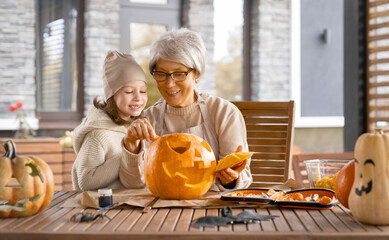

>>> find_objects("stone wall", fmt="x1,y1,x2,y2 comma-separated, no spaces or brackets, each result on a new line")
182,0,215,95
0,0,121,128
0,0,292,129
251,0,290,101
0,0,36,121
83,0,120,113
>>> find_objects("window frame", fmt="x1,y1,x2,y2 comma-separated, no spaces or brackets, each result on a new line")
35,0,85,130
119,0,181,54
243,0,252,101
290,0,345,128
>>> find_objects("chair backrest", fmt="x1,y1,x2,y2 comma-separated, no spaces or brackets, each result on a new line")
231,101,295,188
292,152,355,188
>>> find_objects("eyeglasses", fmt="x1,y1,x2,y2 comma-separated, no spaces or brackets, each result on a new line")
152,69,193,82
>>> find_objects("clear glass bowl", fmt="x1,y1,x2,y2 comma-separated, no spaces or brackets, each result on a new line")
304,159,351,190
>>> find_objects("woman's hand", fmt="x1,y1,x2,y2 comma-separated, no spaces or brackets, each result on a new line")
216,145,247,188
124,118,156,153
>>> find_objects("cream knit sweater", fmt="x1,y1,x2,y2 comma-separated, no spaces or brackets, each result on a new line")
72,107,144,191
120,92,253,191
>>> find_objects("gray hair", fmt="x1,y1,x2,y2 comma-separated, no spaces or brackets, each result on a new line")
149,28,207,77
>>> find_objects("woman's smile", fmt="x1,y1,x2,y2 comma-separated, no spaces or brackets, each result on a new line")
166,89,181,95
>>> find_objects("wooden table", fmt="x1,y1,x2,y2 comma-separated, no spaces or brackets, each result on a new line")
1,191,389,240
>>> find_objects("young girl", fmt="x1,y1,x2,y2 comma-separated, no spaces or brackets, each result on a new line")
72,50,148,191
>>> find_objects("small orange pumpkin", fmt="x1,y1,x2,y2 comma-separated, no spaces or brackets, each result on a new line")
0,140,54,217
334,160,354,208
144,133,216,200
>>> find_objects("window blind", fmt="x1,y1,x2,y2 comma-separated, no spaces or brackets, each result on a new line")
37,0,78,112
367,0,389,132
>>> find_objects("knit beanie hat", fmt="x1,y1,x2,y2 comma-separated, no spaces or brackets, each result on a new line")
103,50,147,100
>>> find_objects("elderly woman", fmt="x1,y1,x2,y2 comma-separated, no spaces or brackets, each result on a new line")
120,28,252,191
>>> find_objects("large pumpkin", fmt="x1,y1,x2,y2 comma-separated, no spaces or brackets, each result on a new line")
348,129,389,225
0,140,54,217
334,160,355,208
144,133,216,200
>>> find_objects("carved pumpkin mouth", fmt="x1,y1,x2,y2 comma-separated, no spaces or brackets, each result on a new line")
162,160,215,186
0,193,43,212
355,180,372,196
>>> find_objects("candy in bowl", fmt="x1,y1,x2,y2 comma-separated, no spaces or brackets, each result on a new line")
304,159,351,190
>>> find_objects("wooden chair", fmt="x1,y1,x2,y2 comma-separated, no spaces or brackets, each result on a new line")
292,152,355,188
232,101,295,188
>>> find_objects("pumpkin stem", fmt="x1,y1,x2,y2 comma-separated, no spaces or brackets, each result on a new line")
3,140,16,159
375,128,385,135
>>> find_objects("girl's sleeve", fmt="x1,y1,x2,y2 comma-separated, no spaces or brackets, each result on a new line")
119,140,147,188
119,106,159,188
72,133,120,191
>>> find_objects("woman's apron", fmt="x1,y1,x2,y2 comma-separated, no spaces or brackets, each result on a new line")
155,92,220,190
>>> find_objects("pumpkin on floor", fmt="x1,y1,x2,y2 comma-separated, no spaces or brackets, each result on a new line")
334,160,355,208
144,133,216,200
0,140,55,217
348,129,389,225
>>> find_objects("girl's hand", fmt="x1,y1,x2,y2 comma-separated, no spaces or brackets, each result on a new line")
124,118,156,153
216,145,247,188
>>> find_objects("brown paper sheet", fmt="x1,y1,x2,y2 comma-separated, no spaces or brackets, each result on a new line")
272,178,304,191
61,178,303,209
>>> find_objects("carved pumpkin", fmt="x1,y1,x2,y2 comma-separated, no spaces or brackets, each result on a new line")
334,160,354,208
144,133,216,200
0,140,54,217
348,129,389,225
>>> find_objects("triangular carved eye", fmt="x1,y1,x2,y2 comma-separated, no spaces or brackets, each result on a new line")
5,176,22,188
172,147,188,154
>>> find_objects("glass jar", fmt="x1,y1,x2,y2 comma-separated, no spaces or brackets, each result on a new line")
98,189,113,208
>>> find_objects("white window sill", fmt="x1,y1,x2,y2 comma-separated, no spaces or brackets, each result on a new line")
0,118,39,130
294,116,344,128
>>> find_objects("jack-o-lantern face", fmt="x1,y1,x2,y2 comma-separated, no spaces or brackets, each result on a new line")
0,140,54,218
144,133,216,200
354,158,374,196
348,129,389,225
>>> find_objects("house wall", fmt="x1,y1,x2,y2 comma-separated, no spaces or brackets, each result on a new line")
0,0,292,127
182,0,216,95
251,0,290,101
83,0,120,114
0,0,292,137
0,0,36,125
